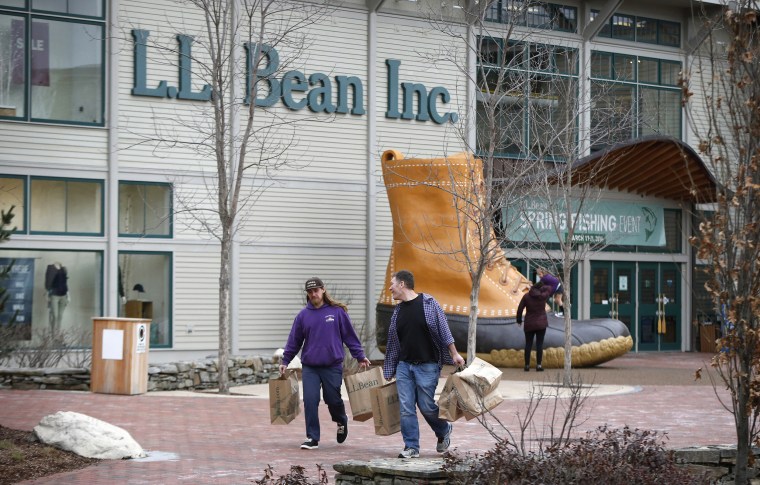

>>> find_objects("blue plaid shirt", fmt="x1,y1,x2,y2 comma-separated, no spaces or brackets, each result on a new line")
383,293,456,380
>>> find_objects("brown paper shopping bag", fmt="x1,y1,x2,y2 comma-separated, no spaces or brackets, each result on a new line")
269,372,301,425
437,372,465,422
370,380,401,435
452,359,505,418
457,357,502,395
344,366,385,422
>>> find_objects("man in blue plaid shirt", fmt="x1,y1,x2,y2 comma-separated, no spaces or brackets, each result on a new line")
382,270,465,459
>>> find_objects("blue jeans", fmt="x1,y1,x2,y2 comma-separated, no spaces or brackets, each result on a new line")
302,365,347,442
396,361,448,451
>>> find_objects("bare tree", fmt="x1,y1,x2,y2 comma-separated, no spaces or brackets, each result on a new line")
684,2,760,481
418,3,633,379
509,69,637,385
388,1,544,365
128,0,329,393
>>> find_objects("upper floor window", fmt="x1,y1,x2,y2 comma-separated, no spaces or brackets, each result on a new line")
477,38,579,159
31,177,103,234
0,175,103,235
0,175,25,231
119,182,173,238
0,0,105,125
486,1,577,33
590,52,682,151
590,10,681,47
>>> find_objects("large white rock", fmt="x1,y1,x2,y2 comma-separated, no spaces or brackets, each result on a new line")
34,411,146,459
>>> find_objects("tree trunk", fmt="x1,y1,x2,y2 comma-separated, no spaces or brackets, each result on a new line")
467,281,480,365
734,366,751,484
217,227,231,394
562,263,572,387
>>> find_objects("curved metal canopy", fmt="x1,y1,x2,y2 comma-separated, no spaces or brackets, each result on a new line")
569,136,718,203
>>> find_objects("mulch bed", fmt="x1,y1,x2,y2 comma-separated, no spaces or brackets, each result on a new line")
0,425,100,484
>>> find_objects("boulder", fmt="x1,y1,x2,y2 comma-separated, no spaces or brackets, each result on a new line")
34,411,146,459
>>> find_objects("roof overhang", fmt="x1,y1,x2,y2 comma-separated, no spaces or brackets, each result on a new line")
563,136,718,204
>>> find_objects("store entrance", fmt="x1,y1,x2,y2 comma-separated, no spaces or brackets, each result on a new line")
591,261,681,350
638,262,681,351
590,262,636,336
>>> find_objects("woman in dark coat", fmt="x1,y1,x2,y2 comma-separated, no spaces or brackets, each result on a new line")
516,281,553,371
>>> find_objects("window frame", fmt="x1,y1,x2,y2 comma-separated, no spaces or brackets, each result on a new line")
0,174,27,233
0,1,106,125
476,38,579,160
118,250,173,349
589,51,683,149
486,1,578,33
118,181,174,238
590,10,681,48
29,175,104,236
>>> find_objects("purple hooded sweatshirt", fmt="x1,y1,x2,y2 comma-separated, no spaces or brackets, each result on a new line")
539,272,561,294
282,302,366,368
516,284,553,332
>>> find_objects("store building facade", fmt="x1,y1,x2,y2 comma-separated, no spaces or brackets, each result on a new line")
0,0,722,361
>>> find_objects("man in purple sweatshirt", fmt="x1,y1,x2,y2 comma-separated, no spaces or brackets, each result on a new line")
280,277,371,450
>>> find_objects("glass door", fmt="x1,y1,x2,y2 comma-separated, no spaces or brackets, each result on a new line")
612,262,635,337
638,262,681,351
590,262,612,320
590,261,635,338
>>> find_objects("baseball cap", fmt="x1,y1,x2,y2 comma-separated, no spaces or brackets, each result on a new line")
304,277,324,291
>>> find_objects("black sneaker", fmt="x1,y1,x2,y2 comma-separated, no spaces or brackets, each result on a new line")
300,438,318,450
536,365,544,372
398,447,419,458
524,365,530,372
337,422,348,443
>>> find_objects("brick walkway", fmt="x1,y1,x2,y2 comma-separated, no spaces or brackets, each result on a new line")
0,352,735,484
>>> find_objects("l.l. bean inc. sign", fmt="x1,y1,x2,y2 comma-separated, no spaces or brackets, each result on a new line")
131,29,459,124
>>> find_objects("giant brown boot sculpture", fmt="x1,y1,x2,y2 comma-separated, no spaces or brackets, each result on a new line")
376,149,633,368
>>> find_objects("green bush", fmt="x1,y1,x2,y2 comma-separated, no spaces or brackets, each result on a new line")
443,425,710,485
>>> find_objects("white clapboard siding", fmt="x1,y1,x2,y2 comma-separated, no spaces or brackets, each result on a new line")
237,251,368,350
118,1,220,174
375,14,468,158
236,11,370,181
173,250,221,349
0,123,107,170
237,184,368,245
171,180,228,241
685,53,718,154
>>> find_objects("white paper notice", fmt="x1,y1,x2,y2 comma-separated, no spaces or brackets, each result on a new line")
102,329,124,360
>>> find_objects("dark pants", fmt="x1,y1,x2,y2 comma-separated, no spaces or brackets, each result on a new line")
302,365,347,442
524,329,547,367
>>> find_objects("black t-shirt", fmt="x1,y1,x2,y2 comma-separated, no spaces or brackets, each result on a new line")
397,294,437,363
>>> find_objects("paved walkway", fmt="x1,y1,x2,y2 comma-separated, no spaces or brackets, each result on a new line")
0,351,735,484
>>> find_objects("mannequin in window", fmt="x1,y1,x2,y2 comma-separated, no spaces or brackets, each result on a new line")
45,262,68,332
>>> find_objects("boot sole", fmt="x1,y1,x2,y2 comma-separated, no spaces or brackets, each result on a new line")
377,304,632,368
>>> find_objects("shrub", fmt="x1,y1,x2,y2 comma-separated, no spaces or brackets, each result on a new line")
443,425,710,485
253,464,328,485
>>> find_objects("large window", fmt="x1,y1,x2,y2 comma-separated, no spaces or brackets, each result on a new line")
119,182,172,237
0,175,103,235
0,175,25,231
0,249,102,345
0,0,105,125
591,10,680,47
30,177,103,234
118,252,172,348
486,1,577,32
590,52,682,151
477,39,578,159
